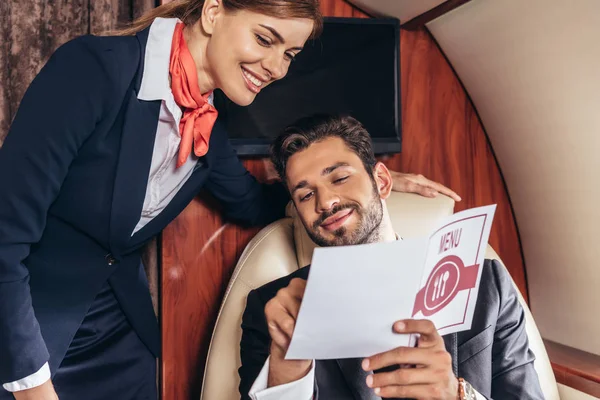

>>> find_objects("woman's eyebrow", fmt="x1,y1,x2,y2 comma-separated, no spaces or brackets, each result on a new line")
258,24,304,51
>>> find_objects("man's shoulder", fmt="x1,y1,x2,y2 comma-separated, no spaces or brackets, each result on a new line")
251,265,311,304
480,257,515,296
459,258,520,338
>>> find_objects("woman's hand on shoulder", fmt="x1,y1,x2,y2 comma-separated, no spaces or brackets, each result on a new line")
389,171,461,202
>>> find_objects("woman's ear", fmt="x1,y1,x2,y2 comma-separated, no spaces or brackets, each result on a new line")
200,0,222,35
374,162,393,200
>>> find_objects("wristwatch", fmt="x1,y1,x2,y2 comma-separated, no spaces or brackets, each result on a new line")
457,377,476,400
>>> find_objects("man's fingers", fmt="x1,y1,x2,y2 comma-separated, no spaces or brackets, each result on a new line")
366,366,437,388
393,320,443,348
266,299,298,338
370,383,443,399
267,321,290,350
266,280,304,324
277,286,303,318
363,346,441,371
287,278,307,300
363,318,456,399
279,315,297,338
265,301,297,349
264,279,307,350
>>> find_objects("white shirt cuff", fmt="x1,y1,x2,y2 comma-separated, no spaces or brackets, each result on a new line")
248,356,315,400
2,362,50,392
474,388,486,400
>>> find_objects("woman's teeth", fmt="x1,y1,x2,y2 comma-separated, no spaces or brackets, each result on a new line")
243,70,263,87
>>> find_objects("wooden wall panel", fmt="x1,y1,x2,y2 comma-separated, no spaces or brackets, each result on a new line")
159,0,528,399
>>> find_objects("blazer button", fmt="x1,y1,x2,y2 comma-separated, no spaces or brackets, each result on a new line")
105,253,118,266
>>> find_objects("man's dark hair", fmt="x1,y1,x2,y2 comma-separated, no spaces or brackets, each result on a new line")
270,114,377,182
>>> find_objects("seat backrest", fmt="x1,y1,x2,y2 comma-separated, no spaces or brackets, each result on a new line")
200,192,559,400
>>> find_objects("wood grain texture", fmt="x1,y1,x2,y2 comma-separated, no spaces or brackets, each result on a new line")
159,1,528,399
545,339,600,396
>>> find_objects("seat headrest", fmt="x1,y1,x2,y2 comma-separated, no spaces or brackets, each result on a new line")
285,192,455,267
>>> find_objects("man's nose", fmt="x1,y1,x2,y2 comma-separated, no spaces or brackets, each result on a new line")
316,188,340,213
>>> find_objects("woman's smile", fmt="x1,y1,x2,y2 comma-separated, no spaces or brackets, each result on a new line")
241,66,266,94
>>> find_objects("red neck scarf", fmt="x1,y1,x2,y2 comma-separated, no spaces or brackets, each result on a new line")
169,22,218,168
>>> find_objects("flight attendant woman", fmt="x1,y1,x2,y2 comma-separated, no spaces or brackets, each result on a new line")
0,0,459,399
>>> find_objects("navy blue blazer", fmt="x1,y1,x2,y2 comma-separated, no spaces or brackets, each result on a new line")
0,28,287,383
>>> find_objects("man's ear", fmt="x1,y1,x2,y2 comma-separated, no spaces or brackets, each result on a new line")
373,162,393,200
200,0,222,35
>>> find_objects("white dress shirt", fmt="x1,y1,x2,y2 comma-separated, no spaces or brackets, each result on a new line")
249,356,315,400
132,17,214,235
3,17,204,392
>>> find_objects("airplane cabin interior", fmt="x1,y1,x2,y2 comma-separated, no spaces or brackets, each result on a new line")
0,0,598,399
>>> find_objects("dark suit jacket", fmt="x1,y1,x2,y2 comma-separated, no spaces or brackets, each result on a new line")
239,259,545,399
0,28,287,383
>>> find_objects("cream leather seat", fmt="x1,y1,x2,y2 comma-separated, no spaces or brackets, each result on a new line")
200,192,561,400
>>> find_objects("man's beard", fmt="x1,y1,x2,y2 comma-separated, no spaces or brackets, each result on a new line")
305,187,383,247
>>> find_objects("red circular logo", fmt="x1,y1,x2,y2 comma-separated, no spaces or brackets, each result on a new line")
422,255,463,315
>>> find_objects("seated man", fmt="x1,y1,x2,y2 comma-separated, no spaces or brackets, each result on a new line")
238,115,544,400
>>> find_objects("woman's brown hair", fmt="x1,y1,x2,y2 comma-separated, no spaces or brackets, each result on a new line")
116,0,322,38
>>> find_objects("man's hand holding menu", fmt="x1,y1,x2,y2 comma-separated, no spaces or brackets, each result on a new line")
263,278,312,388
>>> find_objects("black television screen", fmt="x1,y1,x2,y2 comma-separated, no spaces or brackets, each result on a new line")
214,17,401,156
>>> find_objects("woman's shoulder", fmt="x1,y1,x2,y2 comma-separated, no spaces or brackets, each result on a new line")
50,33,143,88
57,33,140,64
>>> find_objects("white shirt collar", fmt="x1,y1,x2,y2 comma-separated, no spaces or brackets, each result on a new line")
137,17,213,106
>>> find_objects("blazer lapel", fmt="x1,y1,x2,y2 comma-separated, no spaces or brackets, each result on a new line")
126,157,211,249
336,359,381,400
443,333,459,376
108,93,161,254
109,27,161,255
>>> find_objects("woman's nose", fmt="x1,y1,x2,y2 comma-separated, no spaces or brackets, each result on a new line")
262,54,286,81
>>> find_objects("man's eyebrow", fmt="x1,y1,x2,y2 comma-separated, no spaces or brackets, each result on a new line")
291,180,308,196
322,162,350,176
258,24,304,51
290,163,351,196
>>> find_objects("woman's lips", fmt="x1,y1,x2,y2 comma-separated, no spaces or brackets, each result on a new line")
241,67,264,94
321,209,354,232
